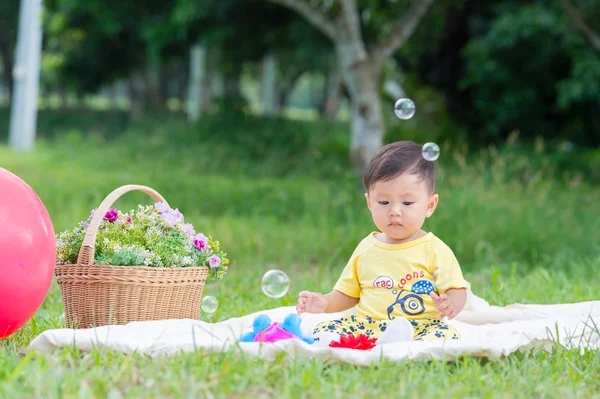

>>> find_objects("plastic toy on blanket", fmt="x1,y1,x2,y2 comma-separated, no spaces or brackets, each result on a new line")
239,313,315,344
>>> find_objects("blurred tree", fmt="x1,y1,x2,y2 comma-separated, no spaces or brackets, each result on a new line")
43,0,167,114
395,0,599,147
174,0,333,114
0,2,20,102
562,0,600,52
267,0,436,177
43,0,332,117
461,2,599,146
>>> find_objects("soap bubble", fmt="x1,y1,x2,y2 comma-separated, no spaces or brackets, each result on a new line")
261,269,290,298
201,296,218,314
422,142,440,161
394,98,416,120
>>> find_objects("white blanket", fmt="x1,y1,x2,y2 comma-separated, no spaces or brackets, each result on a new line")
29,291,600,365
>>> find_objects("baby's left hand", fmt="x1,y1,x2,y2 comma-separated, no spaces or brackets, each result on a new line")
430,291,457,320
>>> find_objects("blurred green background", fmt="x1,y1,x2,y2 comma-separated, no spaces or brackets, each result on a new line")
0,1,599,397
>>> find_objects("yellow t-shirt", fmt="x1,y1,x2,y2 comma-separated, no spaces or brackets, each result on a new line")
334,232,468,321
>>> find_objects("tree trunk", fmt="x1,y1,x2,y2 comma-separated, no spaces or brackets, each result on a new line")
262,52,279,115
201,52,213,114
158,68,169,105
58,85,68,109
277,68,305,110
212,49,224,99
339,55,385,178
268,0,436,177
107,82,119,109
187,42,206,123
144,64,163,110
128,70,146,120
0,41,13,103
9,0,43,151
334,19,385,178
176,66,188,105
224,67,241,98
563,0,600,52
323,60,342,119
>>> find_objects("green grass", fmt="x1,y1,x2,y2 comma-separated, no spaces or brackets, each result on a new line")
0,110,599,398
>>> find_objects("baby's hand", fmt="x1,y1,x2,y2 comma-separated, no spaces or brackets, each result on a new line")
297,291,328,315
430,291,457,320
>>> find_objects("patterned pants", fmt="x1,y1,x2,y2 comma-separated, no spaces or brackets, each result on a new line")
313,315,460,341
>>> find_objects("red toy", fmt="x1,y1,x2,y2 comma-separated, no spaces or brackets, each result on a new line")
328,334,378,350
0,168,55,339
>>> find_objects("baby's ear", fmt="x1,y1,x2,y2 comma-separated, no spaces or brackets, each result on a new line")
365,192,371,209
426,194,439,217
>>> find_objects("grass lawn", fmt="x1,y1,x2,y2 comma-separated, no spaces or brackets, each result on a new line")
0,111,599,398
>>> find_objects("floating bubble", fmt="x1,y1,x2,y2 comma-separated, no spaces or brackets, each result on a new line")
392,290,398,295
261,269,290,298
422,142,440,161
201,296,219,314
394,98,416,120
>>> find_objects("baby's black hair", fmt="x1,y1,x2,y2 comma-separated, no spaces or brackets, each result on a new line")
363,141,436,193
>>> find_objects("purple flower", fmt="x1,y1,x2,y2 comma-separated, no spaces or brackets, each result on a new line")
155,202,171,213
193,233,208,252
104,209,119,223
161,212,179,227
209,255,221,268
81,208,97,229
171,208,185,224
184,223,196,237
126,217,132,224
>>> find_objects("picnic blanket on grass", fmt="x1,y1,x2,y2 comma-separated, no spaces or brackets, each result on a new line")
29,290,600,365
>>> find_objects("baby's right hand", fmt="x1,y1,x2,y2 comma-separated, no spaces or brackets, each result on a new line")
297,291,328,315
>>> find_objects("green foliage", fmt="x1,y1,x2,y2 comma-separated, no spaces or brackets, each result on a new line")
42,0,148,92
41,0,325,97
556,47,600,108
461,3,599,145
394,0,600,147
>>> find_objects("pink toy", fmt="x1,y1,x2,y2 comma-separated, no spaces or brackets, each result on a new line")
254,322,300,343
0,168,55,339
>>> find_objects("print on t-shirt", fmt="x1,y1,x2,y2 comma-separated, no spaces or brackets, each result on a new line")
385,280,435,319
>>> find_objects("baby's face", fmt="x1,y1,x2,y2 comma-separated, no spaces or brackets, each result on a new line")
365,173,438,244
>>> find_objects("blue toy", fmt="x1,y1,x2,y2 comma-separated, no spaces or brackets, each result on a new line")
240,313,315,344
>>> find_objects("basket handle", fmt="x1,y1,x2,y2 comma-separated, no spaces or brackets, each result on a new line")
77,184,168,265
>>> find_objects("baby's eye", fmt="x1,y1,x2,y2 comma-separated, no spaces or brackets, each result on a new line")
378,201,389,205
402,202,414,206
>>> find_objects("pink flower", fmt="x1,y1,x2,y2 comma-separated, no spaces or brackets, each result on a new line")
126,217,132,223
158,207,185,227
184,223,196,237
209,255,221,268
171,208,185,224
104,209,119,223
161,212,179,227
154,202,170,213
193,233,208,252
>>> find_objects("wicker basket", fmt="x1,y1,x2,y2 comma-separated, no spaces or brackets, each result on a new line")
55,184,208,328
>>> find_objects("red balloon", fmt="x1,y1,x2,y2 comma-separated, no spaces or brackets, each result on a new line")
0,168,55,339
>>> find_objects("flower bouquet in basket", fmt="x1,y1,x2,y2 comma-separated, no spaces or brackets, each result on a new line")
55,184,229,328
